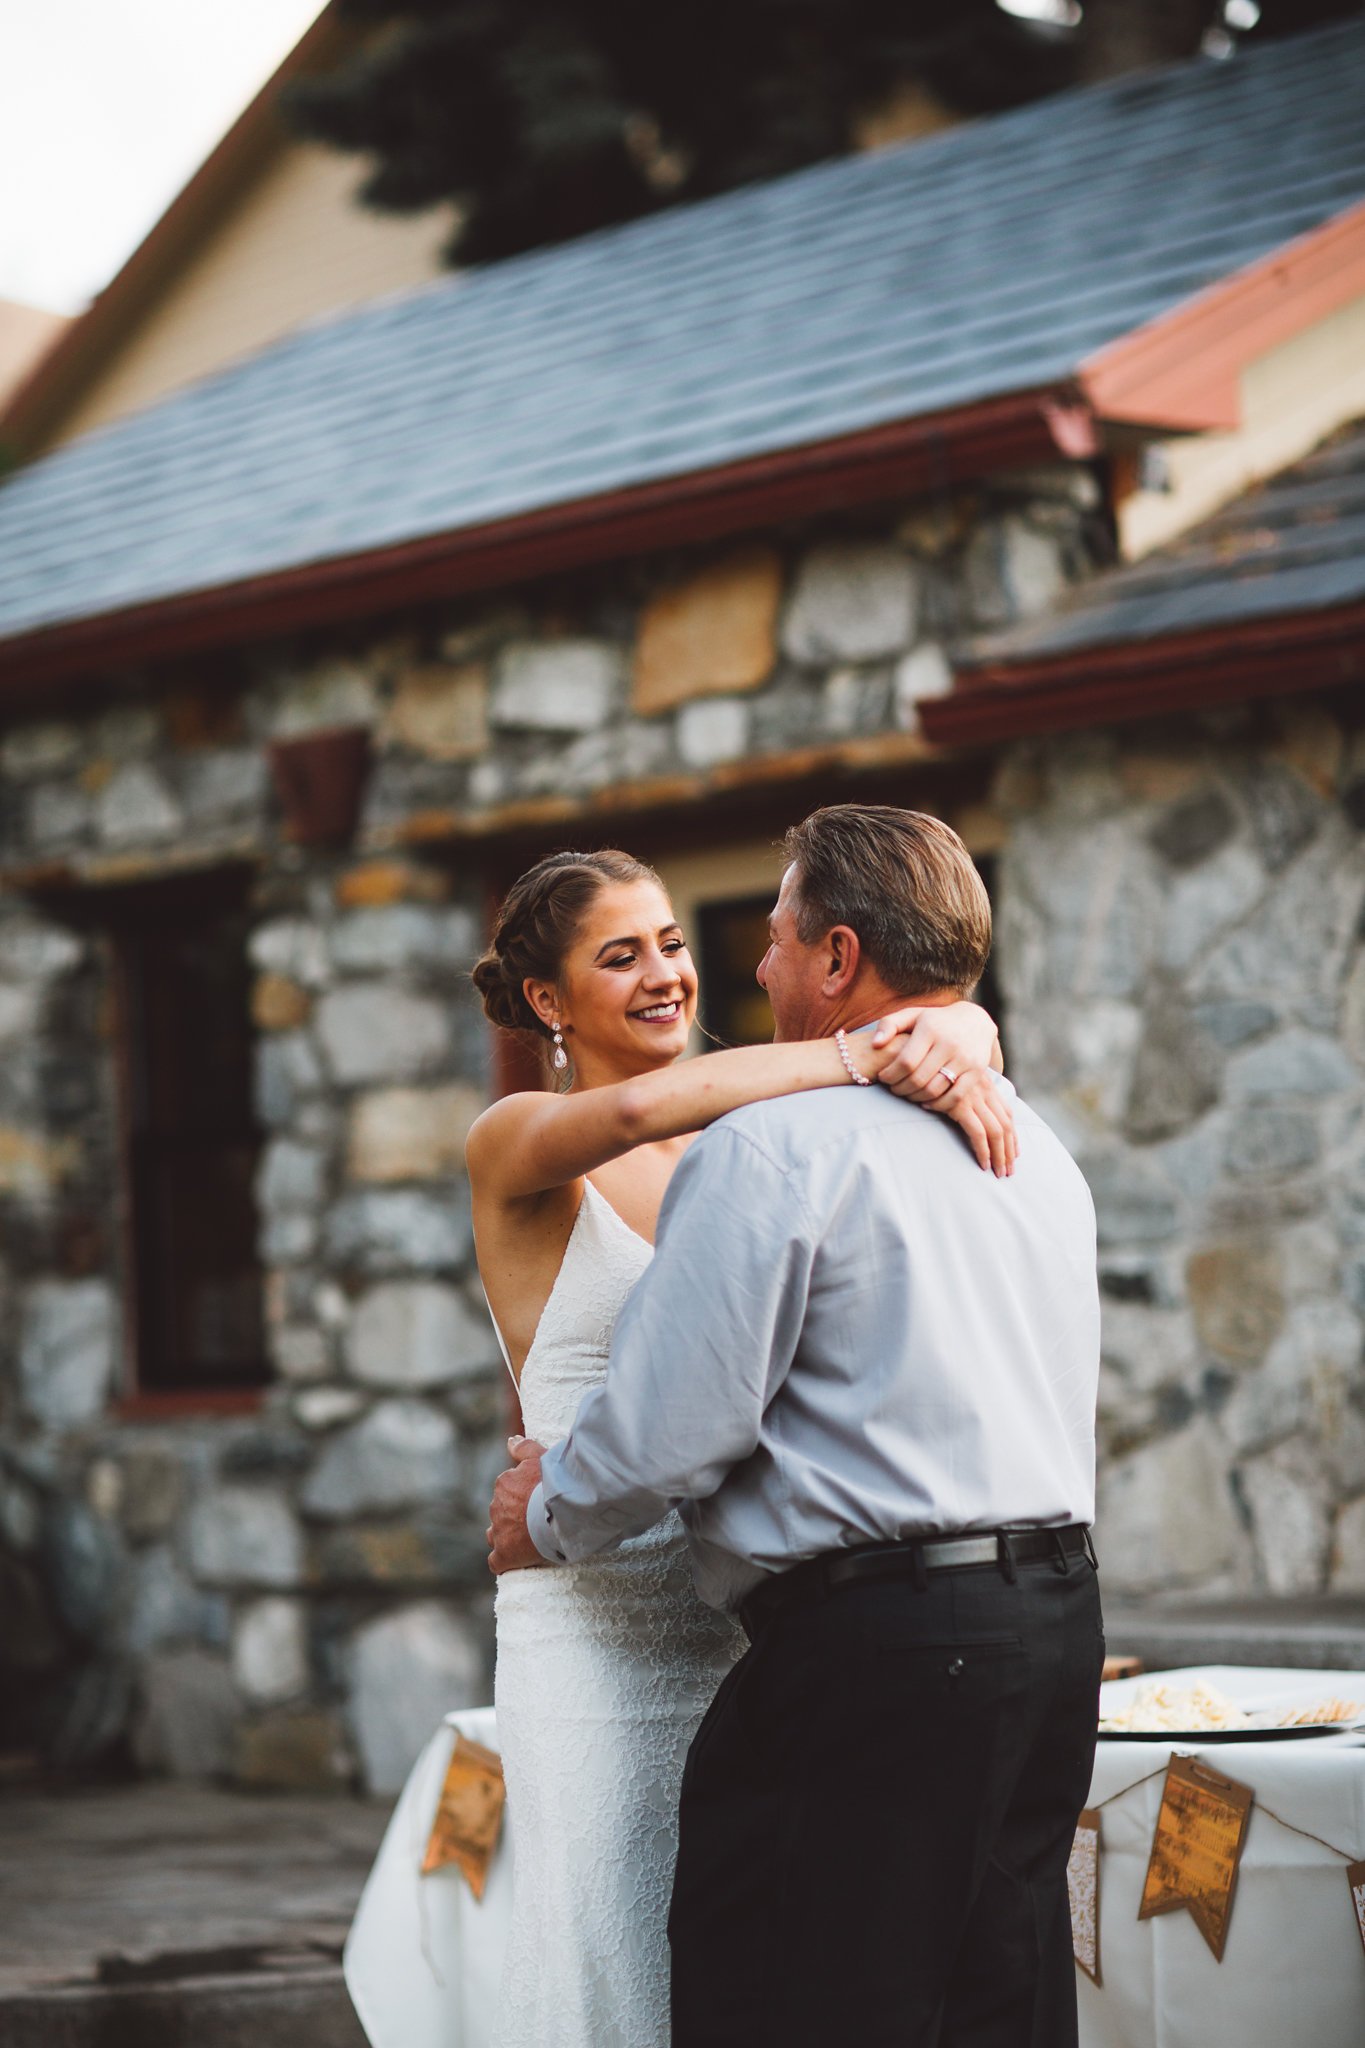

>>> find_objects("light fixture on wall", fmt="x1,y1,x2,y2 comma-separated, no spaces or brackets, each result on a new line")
1137,445,1174,495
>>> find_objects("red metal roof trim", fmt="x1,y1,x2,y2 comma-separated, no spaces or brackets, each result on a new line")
1079,199,1365,434
0,386,1082,699
921,601,1365,746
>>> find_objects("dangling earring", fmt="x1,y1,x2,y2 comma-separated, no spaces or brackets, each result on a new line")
551,1018,568,1072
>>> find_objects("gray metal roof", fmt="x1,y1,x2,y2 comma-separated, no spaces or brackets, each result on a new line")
962,416,1365,670
2,19,1365,648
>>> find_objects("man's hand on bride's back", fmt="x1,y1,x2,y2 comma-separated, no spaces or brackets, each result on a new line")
870,1001,1018,1179
488,1437,553,1575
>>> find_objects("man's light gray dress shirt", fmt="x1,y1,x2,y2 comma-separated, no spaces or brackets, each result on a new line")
528,1076,1099,1613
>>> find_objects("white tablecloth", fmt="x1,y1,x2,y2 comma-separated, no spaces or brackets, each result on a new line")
344,1706,513,2048
347,1670,1365,2048
1080,1666,1365,2048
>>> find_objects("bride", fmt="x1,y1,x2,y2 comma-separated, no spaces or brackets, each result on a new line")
465,846,1012,2048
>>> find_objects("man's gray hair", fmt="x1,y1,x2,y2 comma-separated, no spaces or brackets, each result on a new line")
782,804,992,997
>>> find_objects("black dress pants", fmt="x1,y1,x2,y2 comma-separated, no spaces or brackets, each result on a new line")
668,1550,1104,2048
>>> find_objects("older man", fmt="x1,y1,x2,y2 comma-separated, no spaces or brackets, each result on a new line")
491,803,1102,2047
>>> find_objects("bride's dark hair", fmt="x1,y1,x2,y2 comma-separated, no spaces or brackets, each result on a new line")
472,849,664,1040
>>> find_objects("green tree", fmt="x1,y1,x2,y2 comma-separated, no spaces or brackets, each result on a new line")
286,1,1358,268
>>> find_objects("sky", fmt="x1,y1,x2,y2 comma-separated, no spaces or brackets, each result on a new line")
0,0,327,313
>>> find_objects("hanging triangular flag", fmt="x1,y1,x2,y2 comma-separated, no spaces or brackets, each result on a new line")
421,1732,506,1899
1348,1860,1365,1961
1138,1753,1252,1962
1068,1808,1102,1984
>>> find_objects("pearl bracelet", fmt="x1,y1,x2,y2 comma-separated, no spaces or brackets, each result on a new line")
833,1027,873,1085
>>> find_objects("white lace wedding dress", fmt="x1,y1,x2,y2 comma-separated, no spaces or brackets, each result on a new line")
491,1177,745,2048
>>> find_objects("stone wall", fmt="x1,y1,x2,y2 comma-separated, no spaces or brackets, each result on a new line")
0,459,1175,1790
992,703,1365,1598
0,842,500,1792
0,703,514,1788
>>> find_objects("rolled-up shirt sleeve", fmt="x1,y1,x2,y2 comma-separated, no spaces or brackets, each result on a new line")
525,1480,566,1562
536,1124,815,1563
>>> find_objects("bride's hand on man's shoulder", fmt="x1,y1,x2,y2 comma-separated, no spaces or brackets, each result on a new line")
870,1002,1018,1179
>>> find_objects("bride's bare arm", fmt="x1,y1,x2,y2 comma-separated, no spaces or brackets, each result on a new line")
466,1002,1012,1199
467,1036,880,1199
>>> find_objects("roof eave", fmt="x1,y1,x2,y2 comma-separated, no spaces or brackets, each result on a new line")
0,384,1086,700
1080,197,1365,434
921,600,1365,747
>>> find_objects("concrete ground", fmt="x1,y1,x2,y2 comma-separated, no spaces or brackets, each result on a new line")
0,1779,390,2047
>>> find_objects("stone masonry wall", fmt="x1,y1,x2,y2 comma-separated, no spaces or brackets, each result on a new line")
0,841,500,1793
0,463,1122,1789
992,703,1365,1599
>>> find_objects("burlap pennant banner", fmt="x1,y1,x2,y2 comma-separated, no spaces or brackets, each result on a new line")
1068,1808,1102,1984
422,1731,507,1899
1138,1753,1253,1962
1348,1860,1365,1960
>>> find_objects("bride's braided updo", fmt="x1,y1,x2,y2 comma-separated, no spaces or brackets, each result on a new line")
471,849,663,1040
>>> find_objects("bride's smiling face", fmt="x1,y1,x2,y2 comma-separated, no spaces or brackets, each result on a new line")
530,878,698,1077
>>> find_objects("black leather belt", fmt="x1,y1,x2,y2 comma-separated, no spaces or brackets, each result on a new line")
738,1525,1094,1642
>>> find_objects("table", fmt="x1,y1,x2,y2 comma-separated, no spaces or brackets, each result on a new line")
346,1671,1365,2048
344,1707,514,2048
1080,1665,1365,2048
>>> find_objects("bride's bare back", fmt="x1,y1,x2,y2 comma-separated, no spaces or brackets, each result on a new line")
472,1134,691,1381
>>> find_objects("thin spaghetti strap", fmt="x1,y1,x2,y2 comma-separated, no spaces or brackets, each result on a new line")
482,1184,593,1392
485,1179,642,1400
485,1288,521,1391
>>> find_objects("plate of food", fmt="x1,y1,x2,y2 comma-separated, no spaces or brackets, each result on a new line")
1097,1677,1365,1742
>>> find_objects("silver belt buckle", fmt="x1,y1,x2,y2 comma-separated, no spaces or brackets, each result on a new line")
920,1532,999,1570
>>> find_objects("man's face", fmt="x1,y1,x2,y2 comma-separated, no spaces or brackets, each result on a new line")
756,864,830,1042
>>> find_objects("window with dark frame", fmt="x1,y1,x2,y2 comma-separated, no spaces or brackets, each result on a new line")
696,894,776,1048
971,853,1006,1067
694,856,1006,1058
109,870,268,1396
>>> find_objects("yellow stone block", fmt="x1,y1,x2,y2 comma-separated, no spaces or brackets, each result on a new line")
0,1127,78,1198
950,802,1008,856
347,1084,485,1183
86,1459,123,1519
335,860,449,908
990,755,1047,816
263,1271,291,1329
385,661,489,761
252,973,312,1032
1118,749,1205,804
1188,1242,1285,1366
1272,704,1342,795
895,494,980,561
632,546,781,715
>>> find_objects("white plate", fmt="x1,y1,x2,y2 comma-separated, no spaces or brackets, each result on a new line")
1097,1673,1365,1742
1097,1718,1363,1742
